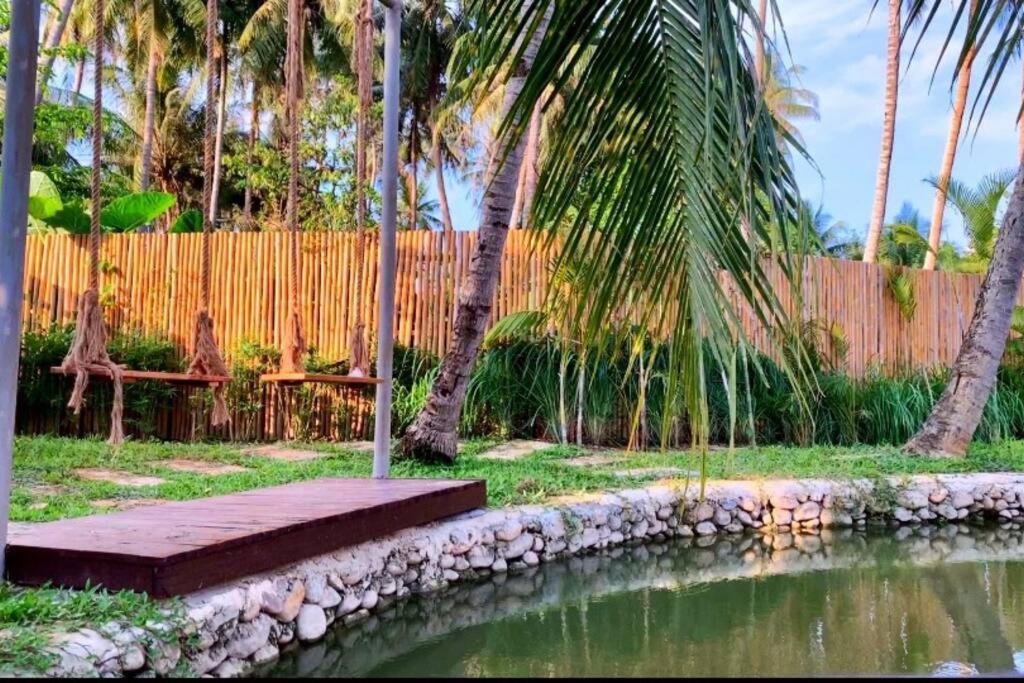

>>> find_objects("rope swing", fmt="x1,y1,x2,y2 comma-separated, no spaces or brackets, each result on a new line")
262,0,380,387
349,0,373,378
186,0,231,426
279,0,308,374
59,0,125,445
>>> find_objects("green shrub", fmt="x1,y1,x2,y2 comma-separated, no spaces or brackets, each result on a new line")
18,325,180,438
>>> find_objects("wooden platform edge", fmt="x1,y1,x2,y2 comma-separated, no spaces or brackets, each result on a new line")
50,366,231,386
5,479,486,597
260,372,386,386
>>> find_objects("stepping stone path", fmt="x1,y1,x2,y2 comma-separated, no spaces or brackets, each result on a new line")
478,440,553,461
562,454,622,468
611,467,698,479
244,445,332,462
338,441,374,453
158,459,248,475
91,498,167,512
73,469,166,487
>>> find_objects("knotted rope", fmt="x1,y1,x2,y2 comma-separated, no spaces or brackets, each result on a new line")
187,0,230,426
279,0,307,373
60,0,125,445
348,0,373,378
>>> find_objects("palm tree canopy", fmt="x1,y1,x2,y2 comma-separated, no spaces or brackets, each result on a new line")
457,0,811,447
930,168,1017,263
761,57,819,148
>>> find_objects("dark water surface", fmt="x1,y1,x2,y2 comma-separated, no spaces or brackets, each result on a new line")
263,525,1024,677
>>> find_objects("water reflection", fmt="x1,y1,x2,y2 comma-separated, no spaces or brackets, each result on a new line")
263,525,1024,677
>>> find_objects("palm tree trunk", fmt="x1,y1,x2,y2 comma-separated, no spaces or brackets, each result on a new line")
1019,57,1024,166
863,0,901,264
35,0,75,105
507,157,528,229
905,174,1024,456
244,84,259,223
519,101,542,226
210,50,229,225
73,60,85,95
139,33,159,191
401,7,551,462
754,0,767,87
923,0,978,271
431,119,454,233
408,120,419,230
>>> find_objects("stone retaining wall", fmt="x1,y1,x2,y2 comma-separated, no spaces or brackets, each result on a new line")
39,472,1024,677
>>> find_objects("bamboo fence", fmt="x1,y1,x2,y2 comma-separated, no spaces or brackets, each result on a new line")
16,230,1023,441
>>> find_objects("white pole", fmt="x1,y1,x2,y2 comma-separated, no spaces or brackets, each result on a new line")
0,0,42,575
373,0,401,478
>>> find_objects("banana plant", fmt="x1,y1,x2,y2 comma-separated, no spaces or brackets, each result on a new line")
19,170,177,233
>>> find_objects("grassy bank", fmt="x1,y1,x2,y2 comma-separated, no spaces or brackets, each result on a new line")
13,436,1024,523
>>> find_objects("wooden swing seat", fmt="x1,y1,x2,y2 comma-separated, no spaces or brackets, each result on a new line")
50,366,231,387
260,372,385,387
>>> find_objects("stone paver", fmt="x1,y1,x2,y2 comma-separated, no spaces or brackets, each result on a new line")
73,469,166,487
478,440,552,461
91,498,168,511
243,445,331,462
158,459,248,475
337,441,374,453
562,454,622,468
612,467,698,479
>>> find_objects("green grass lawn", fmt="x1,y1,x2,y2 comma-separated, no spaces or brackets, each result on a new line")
13,435,1024,523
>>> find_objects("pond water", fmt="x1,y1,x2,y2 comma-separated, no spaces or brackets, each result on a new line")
263,525,1024,677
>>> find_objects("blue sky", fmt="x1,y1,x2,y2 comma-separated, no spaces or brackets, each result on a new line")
444,1,1022,248
778,0,1019,248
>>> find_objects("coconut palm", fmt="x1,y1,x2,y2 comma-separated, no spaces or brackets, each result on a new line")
929,168,1018,272
922,0,980,270
402,1,807,462
801,202,859,259
36,0,77,105
863,0,903,264
398,178,441,231
761,57,819,150
902,0,1024,455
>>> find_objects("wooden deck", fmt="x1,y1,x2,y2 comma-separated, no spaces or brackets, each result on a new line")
4,478,486,597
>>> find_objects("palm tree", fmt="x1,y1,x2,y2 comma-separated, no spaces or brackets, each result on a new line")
403,0,460,233
761,57,819,150
863,0,902,264
399,178,441,230
930,168,1017,272
800,202,860,259
922,0,979,270
35,0,77,105
904,0,1024,455
881,202,930,267
402,1,805,462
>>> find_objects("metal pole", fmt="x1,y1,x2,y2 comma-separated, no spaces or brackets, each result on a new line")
373,0,401,478
0,0,42,576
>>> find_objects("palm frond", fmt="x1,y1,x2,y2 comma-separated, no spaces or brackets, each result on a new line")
459,0,811,452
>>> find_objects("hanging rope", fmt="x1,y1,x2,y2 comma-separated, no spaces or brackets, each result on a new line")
59,0,125,445
279,0,307,373
187,0,230,425
348,0,372,378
